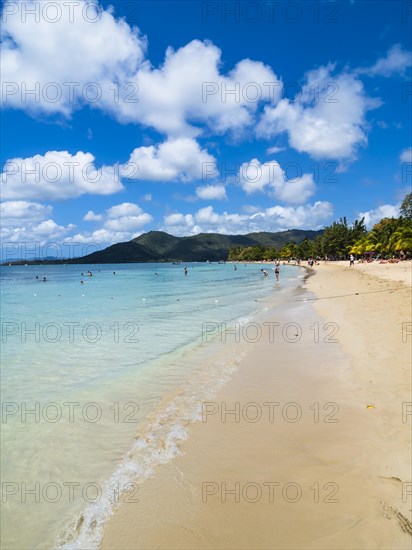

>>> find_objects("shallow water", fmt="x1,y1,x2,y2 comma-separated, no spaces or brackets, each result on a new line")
0,262,304,549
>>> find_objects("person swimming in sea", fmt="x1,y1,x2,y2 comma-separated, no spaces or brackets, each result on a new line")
184,267,188,276
260,269,268,277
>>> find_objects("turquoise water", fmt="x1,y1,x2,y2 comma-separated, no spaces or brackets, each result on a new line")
1,262,303,549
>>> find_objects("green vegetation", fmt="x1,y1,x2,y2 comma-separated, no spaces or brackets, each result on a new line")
76,229,323,263
229,193,412,261
6,194,411,265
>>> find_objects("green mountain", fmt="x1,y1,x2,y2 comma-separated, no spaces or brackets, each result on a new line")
4,230,324,265
132,231,180,255
69,229,323,263
245,230,322,247
70,240,157,264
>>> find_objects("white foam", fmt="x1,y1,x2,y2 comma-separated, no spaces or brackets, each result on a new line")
56,350,244,550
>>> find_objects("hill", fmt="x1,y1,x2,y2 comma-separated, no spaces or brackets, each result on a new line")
3,229,324,265
71,229,323,263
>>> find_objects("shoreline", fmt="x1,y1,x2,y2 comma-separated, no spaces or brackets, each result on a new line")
101,263,411,549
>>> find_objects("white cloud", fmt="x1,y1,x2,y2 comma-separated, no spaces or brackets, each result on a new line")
0,200,75,243
196,185,227,200
113,42,281,136
164,213,195,227
1,0,146,116
257,64,380,160
266,146,285,154
1,199,153,251
122,138,216,181
161,201,333,236
0,200,52,222
242,204,260,214
1,151,123,200
104,214,152,232
357,44,412,77
69,202,153,244
83,210,103,222
101,202,153,231
400,147,412,163
67,228,143,245
0,139,214,203
238,159,316,204
106,202,144,218
358,204,400,228
1,2,281,137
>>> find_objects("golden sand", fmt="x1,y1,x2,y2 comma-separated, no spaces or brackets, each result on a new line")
101,263,412,549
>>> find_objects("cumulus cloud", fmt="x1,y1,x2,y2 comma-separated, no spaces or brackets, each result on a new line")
163,213,195,227
1,151,123,200
83,210,103,222
0,200,52,222
162,201,333,236
400,147,412,163
195,185,227,200
1,1,280,137
257,64,380,160
96,202,152,232
122,138,216,181
1,0,146,116
1,199,152,253
121,42,281,137
358,204,400,228
106,203,144,217
0,200,75,244
66,228,141,245
357,44,412,77
70,202,153,244
238,159,316,204
0,138,215,203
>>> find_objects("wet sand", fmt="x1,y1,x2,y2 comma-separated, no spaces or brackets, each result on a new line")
101,264,412,549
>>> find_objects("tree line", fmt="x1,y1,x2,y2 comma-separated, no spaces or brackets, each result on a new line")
228,192,412,261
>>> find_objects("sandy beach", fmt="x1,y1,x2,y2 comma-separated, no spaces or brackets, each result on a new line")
101,262,412,549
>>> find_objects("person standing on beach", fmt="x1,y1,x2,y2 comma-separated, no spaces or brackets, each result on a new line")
350,254,355,266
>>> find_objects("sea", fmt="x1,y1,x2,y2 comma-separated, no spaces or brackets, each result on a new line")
0,261,305,549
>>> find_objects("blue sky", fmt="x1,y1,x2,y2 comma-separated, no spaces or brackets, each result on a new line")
1,0,411,259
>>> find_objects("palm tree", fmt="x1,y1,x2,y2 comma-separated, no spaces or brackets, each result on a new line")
363,230,387,255
388,226,412,253
349,235,369,256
